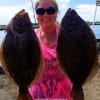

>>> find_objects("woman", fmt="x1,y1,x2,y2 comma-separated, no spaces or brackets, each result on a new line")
29,0,73,99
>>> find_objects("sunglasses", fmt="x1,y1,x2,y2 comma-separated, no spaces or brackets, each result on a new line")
36,7,56,15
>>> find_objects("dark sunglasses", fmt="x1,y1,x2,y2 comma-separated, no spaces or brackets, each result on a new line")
36,7,56,15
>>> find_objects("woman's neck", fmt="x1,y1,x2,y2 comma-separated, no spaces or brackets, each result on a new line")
40,25,58,46
40,25,56,34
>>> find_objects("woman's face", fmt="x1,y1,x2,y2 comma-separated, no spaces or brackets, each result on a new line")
36,0,57,29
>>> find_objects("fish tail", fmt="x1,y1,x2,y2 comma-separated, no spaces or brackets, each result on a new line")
71,86,84,100
17,87,32,100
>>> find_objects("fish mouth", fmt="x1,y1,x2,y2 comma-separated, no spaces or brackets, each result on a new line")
16,9,27,18
66,8,77,16
66,8,72,15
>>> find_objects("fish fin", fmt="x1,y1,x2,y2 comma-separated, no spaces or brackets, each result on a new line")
71,86,84,100
17,87,32,100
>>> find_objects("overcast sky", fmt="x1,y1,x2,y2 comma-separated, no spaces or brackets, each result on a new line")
0,0,100,25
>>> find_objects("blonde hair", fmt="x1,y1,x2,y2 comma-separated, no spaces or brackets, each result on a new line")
35,0,59,12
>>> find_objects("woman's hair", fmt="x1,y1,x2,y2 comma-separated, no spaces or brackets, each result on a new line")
35,0,59,12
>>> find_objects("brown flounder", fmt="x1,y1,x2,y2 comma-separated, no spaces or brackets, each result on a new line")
56,8,98,100
0,9,43,100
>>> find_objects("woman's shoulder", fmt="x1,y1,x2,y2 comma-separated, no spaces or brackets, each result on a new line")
32,28,40,37
33,27,40,33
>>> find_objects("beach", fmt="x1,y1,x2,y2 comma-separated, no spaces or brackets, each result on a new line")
83,67,100,100
0,66,100,100
0,75,18,100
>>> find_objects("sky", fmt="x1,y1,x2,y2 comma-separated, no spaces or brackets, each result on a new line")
0,0,100,25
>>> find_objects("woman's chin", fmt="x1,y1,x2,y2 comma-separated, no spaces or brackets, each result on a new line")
42,23,52,28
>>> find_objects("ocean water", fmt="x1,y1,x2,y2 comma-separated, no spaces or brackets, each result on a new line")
0,25,100,44
0,31,6,46
90,25,100,39
0,25,100,66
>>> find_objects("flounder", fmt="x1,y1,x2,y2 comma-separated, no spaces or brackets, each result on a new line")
0,9,43,100
56,8,98,100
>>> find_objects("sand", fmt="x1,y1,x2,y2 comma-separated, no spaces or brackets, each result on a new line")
0,75,18,100
83,68,100,100
0,67,100,100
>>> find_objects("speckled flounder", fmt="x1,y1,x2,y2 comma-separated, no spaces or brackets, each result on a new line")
56,8,98,100
0,9,43,100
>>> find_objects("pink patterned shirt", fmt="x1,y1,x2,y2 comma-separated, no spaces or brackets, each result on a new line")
28,26,73,100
